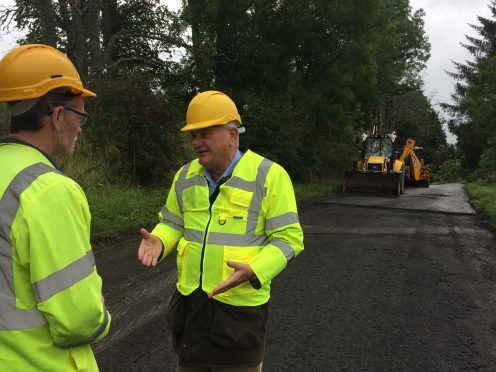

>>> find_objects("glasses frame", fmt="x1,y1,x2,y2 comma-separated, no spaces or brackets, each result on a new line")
63,106,90,127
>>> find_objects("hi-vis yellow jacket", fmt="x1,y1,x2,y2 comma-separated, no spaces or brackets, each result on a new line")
152,150,304,306
0,140,110,371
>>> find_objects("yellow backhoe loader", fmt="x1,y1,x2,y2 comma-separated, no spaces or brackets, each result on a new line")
397,138,430,187
343,132,405,197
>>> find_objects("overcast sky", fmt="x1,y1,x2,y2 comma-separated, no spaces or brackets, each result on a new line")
0,0,493,142
410,0,492,142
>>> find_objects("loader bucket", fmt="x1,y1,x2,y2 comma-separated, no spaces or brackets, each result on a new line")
343,171,402,197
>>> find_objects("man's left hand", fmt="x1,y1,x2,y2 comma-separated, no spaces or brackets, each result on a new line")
208,261,254,298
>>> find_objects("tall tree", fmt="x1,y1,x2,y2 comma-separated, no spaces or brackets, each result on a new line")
443,0,496,175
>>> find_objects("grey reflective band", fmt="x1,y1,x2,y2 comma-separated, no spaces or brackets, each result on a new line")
265,212,300,231
244,158,273,236
225,176,256,192
33,250,96,303
175,163,206,214
160,206,184,234
56,306,110,349
0,308,47,331
208,232,269,247
175,163,191,213
0,162,61,330
270,239,295,261
184,229,204,243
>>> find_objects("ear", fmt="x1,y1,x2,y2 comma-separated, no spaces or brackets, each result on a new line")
50,106,65,130
229,127,237,146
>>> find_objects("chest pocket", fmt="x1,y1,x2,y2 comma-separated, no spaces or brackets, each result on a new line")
182,186,209,212
216,188,254,232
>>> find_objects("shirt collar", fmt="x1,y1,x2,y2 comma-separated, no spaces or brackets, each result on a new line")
205,149,243,185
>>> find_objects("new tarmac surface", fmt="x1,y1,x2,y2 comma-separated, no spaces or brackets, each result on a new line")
93,184,496,371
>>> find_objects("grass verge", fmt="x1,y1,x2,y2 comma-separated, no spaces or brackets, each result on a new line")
86,185,166,241
466,182,496,231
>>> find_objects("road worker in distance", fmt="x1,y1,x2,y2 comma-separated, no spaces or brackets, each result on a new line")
0,44,111,371
138,90,304,371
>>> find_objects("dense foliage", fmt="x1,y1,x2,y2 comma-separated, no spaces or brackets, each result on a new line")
0,0,448,185
443,0,496,181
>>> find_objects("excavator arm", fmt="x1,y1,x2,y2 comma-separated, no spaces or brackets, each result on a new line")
398,138,429,187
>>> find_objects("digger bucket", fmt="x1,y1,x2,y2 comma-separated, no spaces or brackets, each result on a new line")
343,171,403,197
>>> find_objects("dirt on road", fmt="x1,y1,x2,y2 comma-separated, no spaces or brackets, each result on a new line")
93,184,496,371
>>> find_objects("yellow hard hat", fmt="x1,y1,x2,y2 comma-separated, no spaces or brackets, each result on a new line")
0,44,96,102
181,90,241,132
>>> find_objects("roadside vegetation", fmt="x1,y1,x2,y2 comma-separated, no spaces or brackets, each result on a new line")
466,182,496,231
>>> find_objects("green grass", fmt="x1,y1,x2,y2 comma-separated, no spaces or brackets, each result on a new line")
86,185,166,241
466,181,496,231
293,179,342,199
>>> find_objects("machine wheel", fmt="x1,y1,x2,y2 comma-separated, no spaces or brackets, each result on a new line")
394,180,401,198
400,172,405,194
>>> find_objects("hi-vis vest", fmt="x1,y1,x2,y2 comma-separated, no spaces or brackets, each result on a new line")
0,140,110,371
152,150,304,306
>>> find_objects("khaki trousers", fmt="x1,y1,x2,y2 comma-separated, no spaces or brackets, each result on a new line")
177,362,263,372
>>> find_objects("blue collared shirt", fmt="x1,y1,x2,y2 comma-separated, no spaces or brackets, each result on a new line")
205,149,243,196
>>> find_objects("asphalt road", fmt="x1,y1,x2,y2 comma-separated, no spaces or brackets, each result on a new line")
93,183,496,371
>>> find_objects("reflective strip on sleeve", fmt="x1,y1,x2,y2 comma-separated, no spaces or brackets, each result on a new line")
160,206,184,234
265,212,300,231
32,250,96,303
0,162,61,330
270,239,295,261
56,306,110,348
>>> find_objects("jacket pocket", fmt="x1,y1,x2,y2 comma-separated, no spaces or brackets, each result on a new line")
209,301,268,349
221,246,259,296
176,238,189,286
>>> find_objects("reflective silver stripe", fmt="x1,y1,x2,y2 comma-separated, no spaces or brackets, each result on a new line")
225,176,256,192
160,206,184,234
265,212,300,231
175,163,191,214
33,251,96,303
175,163,206,214
245,158,273,234
0,308,47,331
208,232,268,247
184,229,204,243
0,162,60,330
162,221,184,235
56,306,110,348
271,239,295,261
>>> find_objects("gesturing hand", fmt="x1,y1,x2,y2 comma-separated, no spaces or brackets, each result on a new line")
137,228,163,267
208,261,254,298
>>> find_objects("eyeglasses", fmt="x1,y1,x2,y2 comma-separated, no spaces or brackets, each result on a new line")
63,106,90,127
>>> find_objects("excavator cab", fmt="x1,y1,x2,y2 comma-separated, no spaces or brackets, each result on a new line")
344,133,405,197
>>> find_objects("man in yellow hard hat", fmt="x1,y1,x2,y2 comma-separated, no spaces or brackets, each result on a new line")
138,90,304,371
0,44,110,371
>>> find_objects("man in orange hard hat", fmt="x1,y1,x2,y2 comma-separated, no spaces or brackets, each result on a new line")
138,90,304,371
0,44,110,371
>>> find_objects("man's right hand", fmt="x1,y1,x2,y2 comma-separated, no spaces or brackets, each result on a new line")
137,228,163,267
